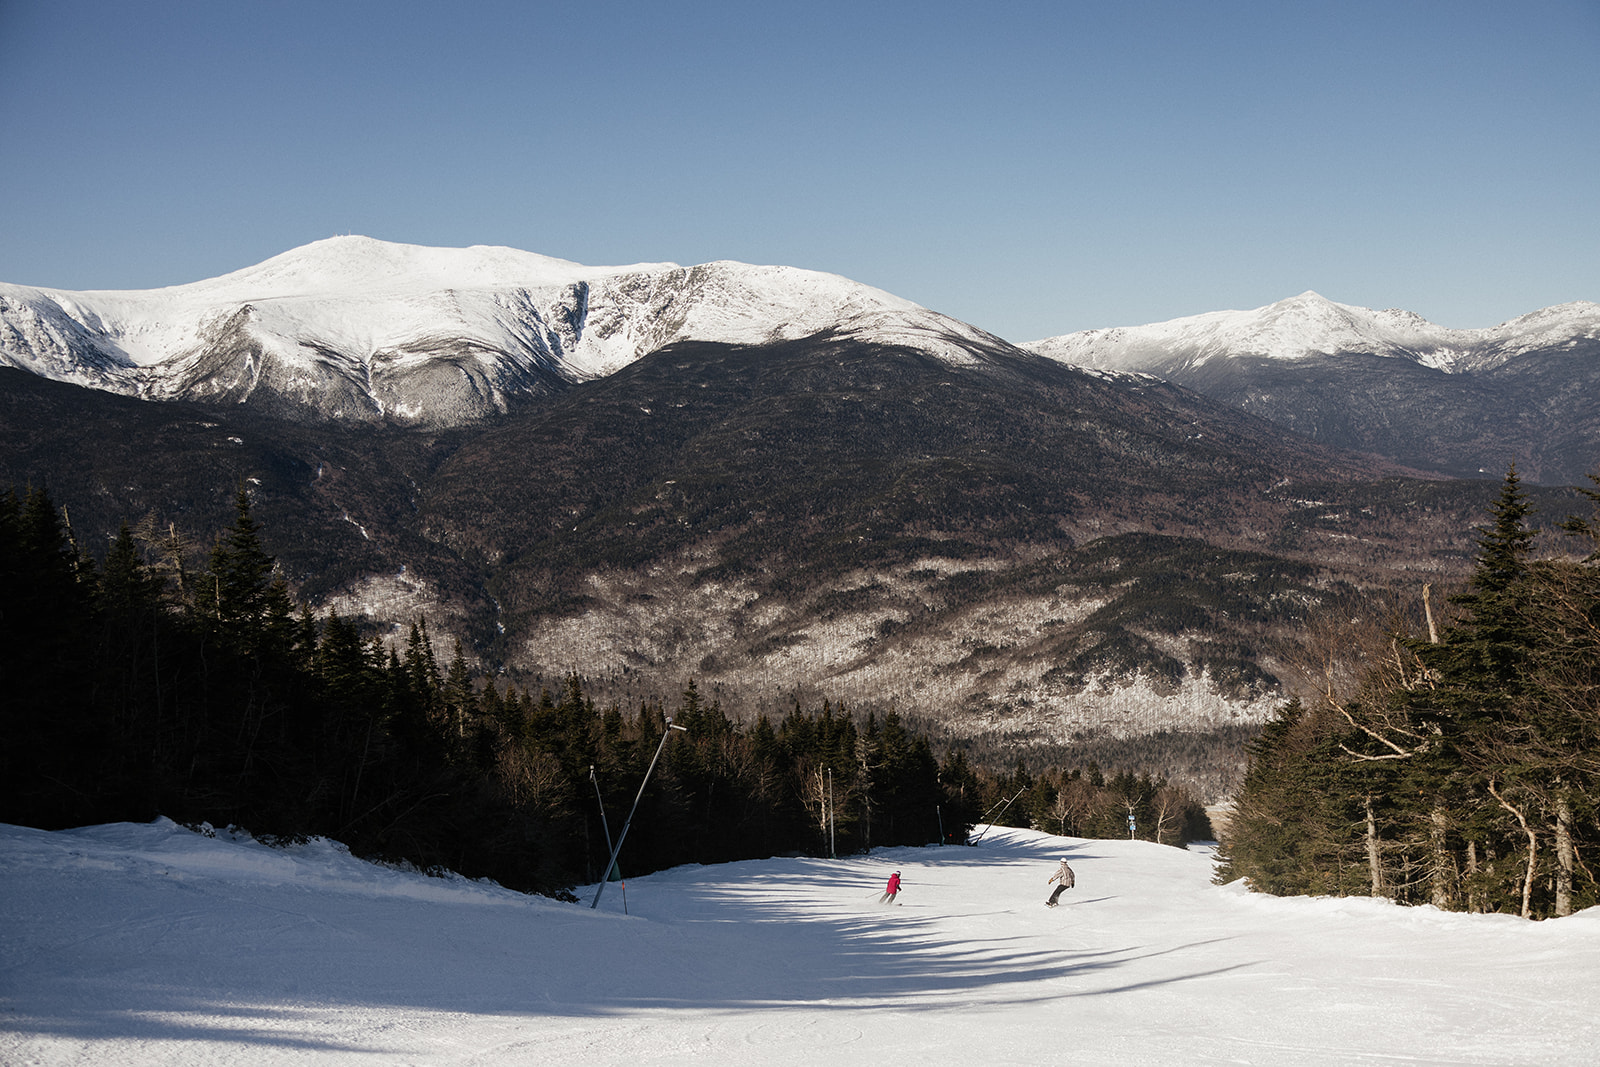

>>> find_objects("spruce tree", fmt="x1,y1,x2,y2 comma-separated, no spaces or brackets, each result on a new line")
1405,467,1542,912
1,487,102,827
207,487,277,642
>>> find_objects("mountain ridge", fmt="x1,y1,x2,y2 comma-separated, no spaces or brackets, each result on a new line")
1023,290,1600,372
0,236,1012,426
1022,291,1600,484
5,239,1595,482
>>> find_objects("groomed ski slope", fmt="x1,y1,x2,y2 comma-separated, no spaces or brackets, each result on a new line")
2,819,1596,1065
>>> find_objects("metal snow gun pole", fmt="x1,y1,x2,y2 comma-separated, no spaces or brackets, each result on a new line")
968,789,1024,844
590,765,627,914
828,766,836,859
590,718,687,910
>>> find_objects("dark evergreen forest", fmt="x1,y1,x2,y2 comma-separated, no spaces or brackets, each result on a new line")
1218,469,1600,919
0,485,1210,897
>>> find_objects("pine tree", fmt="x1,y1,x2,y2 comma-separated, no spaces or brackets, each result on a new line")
1407,467,1543,912
207,487,278,638
94,524,169,816
1226,467,1599,916
938,749,980,843
0,487,103,827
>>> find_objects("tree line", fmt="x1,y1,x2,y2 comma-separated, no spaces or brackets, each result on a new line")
0,485,1211,896
951,757,1213,846
1218,468,1600,919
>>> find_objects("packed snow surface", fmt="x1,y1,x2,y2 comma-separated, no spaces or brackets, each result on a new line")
3,819,1596,1065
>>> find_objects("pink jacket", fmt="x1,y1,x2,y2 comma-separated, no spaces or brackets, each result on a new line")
886,872,901,893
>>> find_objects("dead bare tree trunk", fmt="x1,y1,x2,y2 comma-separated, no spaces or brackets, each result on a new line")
1465,840,1481,913
1488,779,1538,919
1151,785,1185,846
1428,806,1456,909
1555,793,1574,918
1422,583,1440,644
1364,795,1385,897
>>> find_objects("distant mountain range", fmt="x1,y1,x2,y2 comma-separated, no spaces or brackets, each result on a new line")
5,242,1595,482
1023,292,1600,485
1,240,1593,790
1025,290,1600,372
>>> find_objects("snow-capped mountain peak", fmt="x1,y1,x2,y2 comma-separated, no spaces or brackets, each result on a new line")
6,240,1592,430
0,237,1006,425
177,235,660,300
1022,293,1600,374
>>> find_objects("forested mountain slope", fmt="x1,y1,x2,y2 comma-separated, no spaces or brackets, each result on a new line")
6,331,1573,772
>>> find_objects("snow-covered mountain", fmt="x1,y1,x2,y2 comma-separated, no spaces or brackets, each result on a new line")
1022,292,1600,485
0,236,1013,425
1023,290,1600,374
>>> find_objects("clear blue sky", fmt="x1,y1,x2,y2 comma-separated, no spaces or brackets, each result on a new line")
1,0,1595,340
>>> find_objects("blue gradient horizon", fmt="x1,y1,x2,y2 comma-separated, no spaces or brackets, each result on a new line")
0,0,1594,340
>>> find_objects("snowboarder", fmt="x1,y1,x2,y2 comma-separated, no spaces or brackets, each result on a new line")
1045,858,1075,907
880,870,902,904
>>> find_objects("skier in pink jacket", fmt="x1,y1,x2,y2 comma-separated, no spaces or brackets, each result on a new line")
880,870,902,904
